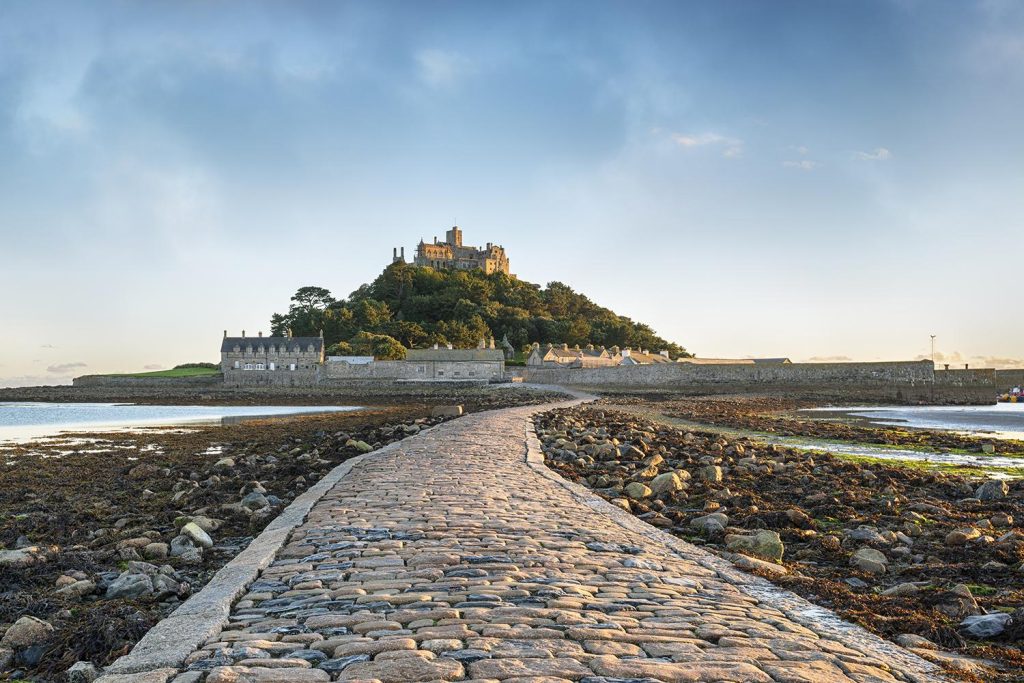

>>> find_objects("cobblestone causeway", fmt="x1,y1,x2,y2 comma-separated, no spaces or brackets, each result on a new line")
165,402,946,683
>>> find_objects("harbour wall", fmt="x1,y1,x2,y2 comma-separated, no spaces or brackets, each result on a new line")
73,374,224,388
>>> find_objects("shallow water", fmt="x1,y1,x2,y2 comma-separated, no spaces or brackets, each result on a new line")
803,403,1024,440
0,402,361,443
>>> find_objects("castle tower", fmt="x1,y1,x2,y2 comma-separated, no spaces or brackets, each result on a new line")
445,225,463,247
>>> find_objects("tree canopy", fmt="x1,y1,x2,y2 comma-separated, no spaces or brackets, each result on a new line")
270,262,690,358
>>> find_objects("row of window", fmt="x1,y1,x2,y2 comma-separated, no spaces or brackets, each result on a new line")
230,345,317,355
233,361,308,371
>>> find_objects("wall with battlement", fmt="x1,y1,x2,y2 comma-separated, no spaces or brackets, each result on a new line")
520,360,996,404
995,369,1024,391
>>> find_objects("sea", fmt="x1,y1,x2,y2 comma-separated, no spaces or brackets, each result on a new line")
803,402,1024,440
0,402,362,443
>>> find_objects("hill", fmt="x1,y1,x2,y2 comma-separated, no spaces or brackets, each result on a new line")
269,262,690,359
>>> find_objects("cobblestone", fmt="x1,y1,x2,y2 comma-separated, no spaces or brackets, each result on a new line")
169,403,944,682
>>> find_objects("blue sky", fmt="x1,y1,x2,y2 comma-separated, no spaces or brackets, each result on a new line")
1,0,1022,385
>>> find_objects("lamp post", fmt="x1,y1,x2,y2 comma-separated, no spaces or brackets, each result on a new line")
930,335,936,365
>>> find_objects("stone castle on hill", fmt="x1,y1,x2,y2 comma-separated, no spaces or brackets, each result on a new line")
393,226,512,277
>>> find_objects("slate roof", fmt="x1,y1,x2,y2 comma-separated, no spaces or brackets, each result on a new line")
406,348,505,362
221,336,323,353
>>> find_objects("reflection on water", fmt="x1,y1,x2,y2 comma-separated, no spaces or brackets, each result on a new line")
0,402,361,443
803,403,1024,440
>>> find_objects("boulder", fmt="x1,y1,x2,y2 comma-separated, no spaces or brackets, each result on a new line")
0,616,54,649
345,439,374,453
105,572,154,599
143,542,169,560
214,458,236,469
0,546,47,568
981,444,996,454
55,579,96,599
181,522,214,549
961,613,1012,639
241,491,270,510
945,528,982,546
623,482,652,499
850,547,888,575
689,512,728,535
725,530,784,562
431,405,464,418
976,479,1008,500
67,661,100,683
696,466,723,483
649,472,684,495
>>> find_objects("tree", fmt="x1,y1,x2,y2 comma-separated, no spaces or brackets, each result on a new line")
291,286,334,312
349,331,406,360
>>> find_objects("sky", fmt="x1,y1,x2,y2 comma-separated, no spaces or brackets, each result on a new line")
1,0,1023,387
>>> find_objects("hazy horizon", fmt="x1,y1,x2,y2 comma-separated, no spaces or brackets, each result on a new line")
2,0,1023,387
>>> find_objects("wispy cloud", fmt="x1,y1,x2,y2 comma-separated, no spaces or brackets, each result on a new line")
670,132,743,158
46,362,87,374
854,147,892,161
807,355,853,362
415,49,476,89
144,364,163,370
783,159,819,171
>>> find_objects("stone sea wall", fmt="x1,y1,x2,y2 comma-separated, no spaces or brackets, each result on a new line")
520,360,996,404
73,374,224,388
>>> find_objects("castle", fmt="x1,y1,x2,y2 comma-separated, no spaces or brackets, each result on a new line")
393,226,512,276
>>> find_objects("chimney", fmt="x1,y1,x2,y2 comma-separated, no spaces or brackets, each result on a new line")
393,247,397,260
562,343,569,350
401,246,405,259
944,364,949,370
446,343,453,350
242,330,246,338
319,328,324,338
223,330,227,338
287,328,293,339
622,348,631,357
433,343,439,350
258,331,263,337
965,363,969,369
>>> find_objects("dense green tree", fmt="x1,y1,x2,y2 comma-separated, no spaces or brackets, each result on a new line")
349,331,406,360
268,262,690,356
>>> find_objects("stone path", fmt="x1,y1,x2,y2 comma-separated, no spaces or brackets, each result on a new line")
161,402,945,683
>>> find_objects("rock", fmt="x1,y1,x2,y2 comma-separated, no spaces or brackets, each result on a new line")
241,492,270,510
181,522,214,549
976,479,1008,500
0,648,13,671
55,579,97,599
895,633,937,650
844,526,890,545
67,660,101,683
689,512,728,534
981,444,996,454
649,472,683,495
696,465,723,482
961,613,1012,638
725,530,784,562
850,547,888,575
144,542,169,560
0,616,54,649
624,482,652,499
991,512,1013,527
128,463,162,479
431,405,464,418
881,582,921,597
0,546,47,568
344,439,373,453
152,573,183,599
170,535,197,557
945,527,982,546
214,458,236,468
105,572,154,599
732,554,789,576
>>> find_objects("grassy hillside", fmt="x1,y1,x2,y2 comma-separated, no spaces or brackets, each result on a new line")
270,263,689,358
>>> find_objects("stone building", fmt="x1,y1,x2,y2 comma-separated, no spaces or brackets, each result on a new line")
405,347,506,380
395,226,512,276
527,343,615,368
220,330,324,373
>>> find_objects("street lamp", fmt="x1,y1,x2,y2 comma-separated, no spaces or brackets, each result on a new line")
930,334,936,365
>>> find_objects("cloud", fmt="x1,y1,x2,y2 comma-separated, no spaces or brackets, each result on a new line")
40,343,57,349
670,132,743,158
143,364,164,370
971,356,1024,369
415,49,476,89
783,159,819,171
854,147,892,161
807,355,853,362
46,361,87,374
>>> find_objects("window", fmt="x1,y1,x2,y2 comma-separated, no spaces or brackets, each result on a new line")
269,362,275,371
289,364,296,371
244,363,253,370
417,365,425,373
233,361,240,369
437,370,444,376
255,363,265,370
